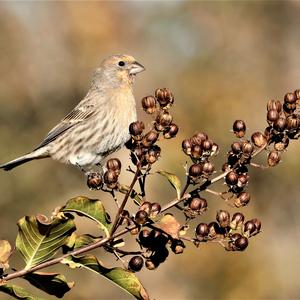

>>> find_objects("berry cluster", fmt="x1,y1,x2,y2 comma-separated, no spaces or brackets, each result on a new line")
87,158,121,190
182,132,219,183
195,211,261,251
126,88,178,167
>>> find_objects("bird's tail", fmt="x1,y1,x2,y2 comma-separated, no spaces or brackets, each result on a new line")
0,151,48,171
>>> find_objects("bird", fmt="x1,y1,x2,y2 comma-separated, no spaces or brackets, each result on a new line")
0,54,145,173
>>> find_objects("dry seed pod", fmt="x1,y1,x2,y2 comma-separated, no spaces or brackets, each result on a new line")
155,88,174,107
182,139,192,155
129,121,145,136
128,256,144,272
234,236,248,251
251,132,267,148
225,171,238,186
164,123,179,139
189,163,203,178
273,117,287,132
135,210,148,225
267,109,279,123
235,192,250,207
216,210,230,228
284,92,297,104
267,150,281,167
230,212,245,230
87,172,103,190
267,99,282,113
233,120,246,138
142,96,157,114
106,158,122,174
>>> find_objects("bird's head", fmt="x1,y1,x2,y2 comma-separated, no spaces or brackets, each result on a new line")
97,54,145,87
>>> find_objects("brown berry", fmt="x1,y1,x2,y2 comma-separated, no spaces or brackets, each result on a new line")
286,114,299,130
171,239,185,254
216,210,230,228
135,210,148,225
128,256,144,272
164,123,179,139
231,142,242,154
230,212,245,230
189,197,207,211
234,236,248,251
202,161,215,176
225,171,238,186
87,172,103,190
103,170,118,188
129,121,145,136
139,201,152,214
273,117,287,132
267,99,282,113
155,88,174,107
267,150,281,167
251,132,267,148
139,229,151,247
150,203,161,218
106,158,122,174
142,96,157,114
196,223,209,239
235,192,250,207
284,92,297,104
142,130,159,147
233,120,246,137
242,141,254,156
191,144,202,159
267,109,279,123
182,139,192,155
189,164,203,178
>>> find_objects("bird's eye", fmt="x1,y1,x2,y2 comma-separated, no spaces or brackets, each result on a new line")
118,61,125,67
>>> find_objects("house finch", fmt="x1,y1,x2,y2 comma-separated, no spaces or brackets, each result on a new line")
0,54,145,173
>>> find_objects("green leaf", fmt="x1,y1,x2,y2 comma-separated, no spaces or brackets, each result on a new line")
0,283,44,300
23,272,74,298
157,171,182,199
0,240,12,270
61,196,112,236
62,255,149,300
16,215,76,270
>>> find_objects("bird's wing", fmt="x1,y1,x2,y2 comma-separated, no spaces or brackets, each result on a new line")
34,105,96,150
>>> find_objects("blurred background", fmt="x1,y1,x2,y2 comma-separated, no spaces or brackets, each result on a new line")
0,1,300,299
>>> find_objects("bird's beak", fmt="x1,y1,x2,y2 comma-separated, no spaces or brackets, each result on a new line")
129,61,145,75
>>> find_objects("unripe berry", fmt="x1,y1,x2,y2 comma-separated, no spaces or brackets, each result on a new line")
128,256,144,272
